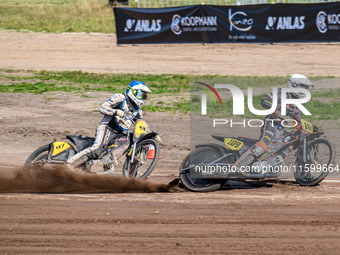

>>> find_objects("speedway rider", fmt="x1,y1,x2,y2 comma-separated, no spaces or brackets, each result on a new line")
67,81,152,170
233,74,314,170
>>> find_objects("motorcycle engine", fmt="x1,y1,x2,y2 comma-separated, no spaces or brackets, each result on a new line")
101,154,117,170
251,155,285,176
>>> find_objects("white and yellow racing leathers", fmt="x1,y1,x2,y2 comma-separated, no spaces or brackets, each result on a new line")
67,93,142,168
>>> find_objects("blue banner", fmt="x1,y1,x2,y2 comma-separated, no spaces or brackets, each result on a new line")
114,2,340,44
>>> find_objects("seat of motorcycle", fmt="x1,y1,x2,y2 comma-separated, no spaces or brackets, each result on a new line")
236,136,258,146
66,135,95,152
212,135,257,147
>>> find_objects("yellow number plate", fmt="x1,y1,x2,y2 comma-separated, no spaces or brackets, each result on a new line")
134,120,149,138
52,141,70,156
301,119,313,133
224,138,244,151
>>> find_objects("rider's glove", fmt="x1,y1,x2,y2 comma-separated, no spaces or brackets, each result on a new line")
115,109,124,117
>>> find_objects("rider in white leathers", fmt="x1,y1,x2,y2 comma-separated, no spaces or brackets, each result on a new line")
67,81,152,168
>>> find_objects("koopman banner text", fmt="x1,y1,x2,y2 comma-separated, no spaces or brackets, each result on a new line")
113,2,340,44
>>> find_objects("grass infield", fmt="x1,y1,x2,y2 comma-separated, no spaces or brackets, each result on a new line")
0,0,115,33
0,69,338,121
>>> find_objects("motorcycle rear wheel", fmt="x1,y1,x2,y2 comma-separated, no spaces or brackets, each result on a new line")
179,147,227,192
294,138,335,186
24,144,52,182
122,139,160,179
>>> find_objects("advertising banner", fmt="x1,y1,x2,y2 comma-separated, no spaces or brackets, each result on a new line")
114,2,340,44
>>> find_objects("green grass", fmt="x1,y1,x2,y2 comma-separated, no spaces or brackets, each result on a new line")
304,90,340,120
0,70,292,95
0,69,339,118
124,0,299,8
0,0,115,33
0,69,192,113
0,70,190,94
0,0,316,33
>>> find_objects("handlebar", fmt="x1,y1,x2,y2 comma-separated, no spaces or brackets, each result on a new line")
122,110,142,124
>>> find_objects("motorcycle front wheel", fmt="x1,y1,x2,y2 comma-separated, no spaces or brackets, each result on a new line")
294,138,335,186
179,147,227,192
122,139,160,179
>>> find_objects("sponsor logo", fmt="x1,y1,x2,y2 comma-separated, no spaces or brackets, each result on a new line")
124,19,161,32
171,14,182,35
265,16,305,30
228,9,256,40
229,9,253,32
317,11,327,33
170,14,218,35
316,11,340,33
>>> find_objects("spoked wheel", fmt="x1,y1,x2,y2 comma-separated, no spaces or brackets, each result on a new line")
179,147,232,192
122,139,160,179
294,138,335,186
24,144,52,183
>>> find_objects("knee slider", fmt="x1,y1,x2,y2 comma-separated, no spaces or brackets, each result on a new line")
252,140,268,157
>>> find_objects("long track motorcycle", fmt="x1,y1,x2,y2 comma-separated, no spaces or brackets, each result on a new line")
24,118,161,181
179,119,336,192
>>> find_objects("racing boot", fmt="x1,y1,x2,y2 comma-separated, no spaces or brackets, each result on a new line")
233,141,267,172
66,153,90,171
233,150,256,170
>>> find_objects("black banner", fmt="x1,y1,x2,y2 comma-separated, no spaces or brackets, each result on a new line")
114,2,340,44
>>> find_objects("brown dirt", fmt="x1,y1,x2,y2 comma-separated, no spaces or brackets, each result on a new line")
1,31,340,76
0,31,340,254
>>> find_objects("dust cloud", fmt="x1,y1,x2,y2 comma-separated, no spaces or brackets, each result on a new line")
0,165,180,193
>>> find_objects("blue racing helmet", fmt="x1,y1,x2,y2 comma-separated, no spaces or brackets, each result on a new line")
126,81,152,107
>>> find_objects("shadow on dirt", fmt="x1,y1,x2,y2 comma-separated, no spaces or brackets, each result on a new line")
221,179,301,190
0,165,180,193
173,178,303,192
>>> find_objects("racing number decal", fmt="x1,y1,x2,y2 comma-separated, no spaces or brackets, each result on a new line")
224,138,244,151
52,142,71,156
301,119,314,134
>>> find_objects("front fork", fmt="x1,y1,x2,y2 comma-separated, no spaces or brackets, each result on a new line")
303,138,307,162
296,137,310,164
130,142,137,163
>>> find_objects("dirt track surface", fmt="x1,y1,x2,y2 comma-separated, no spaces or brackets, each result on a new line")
0,31,340,254
1,31,340,76
1,182,340,254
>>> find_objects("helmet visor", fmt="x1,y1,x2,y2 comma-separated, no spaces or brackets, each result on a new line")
301,84,314,93
136,90,148,100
